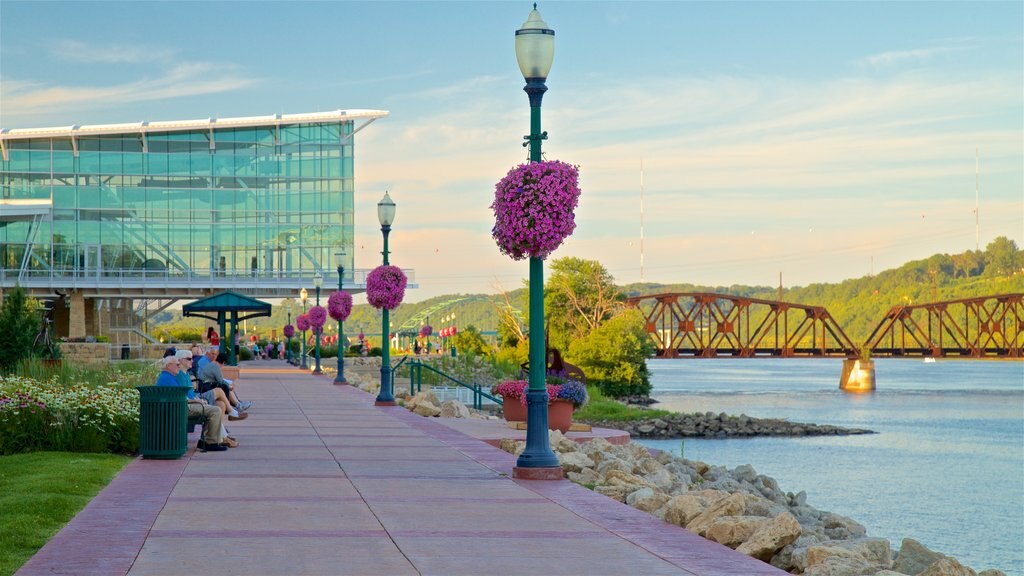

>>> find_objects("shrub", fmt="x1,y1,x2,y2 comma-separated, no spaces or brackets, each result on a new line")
567,309,653,398
0,286,40,374
238,347,254,361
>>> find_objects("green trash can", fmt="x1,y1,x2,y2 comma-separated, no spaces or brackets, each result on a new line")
136,385,189,459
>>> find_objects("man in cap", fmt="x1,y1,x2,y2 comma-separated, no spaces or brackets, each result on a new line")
155,355,227,452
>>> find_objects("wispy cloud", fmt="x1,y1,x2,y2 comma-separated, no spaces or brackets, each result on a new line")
854,39,971,69
1,62,260,118
50,40,177,64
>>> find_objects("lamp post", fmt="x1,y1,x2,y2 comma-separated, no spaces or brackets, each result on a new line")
313,270,323,374
375,191,397,406
335,250,347,384
514,4,560,473
300,287,309,370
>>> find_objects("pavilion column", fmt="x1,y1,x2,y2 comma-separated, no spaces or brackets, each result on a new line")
69,292,86,339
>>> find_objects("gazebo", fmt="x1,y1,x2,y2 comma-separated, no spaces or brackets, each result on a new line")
182,291,272,366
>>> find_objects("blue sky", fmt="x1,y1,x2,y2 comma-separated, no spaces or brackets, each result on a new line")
2,1,1022,302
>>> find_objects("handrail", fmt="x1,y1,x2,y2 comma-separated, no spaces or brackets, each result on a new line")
405,359,503,410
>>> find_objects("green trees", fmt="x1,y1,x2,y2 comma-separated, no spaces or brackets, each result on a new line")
452,325,493,358
567,308,652,397
0,287,42,374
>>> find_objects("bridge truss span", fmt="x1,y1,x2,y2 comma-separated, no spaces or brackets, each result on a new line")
864,293,1023,358
625,292,858,358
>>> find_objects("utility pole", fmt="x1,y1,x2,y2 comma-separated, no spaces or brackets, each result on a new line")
975,147,980,251
640,159,645,283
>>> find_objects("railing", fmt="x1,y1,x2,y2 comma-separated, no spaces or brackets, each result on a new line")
401,359,502,410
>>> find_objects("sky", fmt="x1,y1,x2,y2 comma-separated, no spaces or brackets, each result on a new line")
2,1,1022,303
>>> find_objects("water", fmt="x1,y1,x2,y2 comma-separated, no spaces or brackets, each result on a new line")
637,358,1024,575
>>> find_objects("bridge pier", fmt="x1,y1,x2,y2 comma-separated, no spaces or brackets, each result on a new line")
840,358,876,392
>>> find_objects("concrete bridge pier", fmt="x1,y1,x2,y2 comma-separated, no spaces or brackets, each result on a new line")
840,358,876,392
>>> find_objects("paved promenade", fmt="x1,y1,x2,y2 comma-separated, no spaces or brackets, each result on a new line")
17,362,785,576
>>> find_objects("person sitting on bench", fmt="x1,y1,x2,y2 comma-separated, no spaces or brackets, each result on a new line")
197,347,252,412
177,350,246,425
155,355,228,452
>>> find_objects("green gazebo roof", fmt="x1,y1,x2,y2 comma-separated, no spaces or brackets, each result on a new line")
182,291,271,316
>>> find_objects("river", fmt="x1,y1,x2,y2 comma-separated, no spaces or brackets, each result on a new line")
636,358,1024,575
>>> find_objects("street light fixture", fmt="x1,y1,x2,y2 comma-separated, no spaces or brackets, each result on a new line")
313,270,324,374
375,191,397,406
335,249,347,384
514,4,560,473
300,287,309,370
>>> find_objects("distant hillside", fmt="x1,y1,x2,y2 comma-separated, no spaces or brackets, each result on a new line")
153,239,1022,345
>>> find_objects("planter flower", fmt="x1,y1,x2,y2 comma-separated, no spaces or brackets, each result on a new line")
548,377,588,409
308,305,327,330
491,380,529,406
283,324,295,338
366,265,407,310
328,291,353,322
491,160,581,260
296,314,311,332
419,325,433,338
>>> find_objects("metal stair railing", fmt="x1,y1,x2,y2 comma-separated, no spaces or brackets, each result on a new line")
403,359,502,410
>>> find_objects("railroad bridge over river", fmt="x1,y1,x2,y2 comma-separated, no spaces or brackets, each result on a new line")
625,292,1023,360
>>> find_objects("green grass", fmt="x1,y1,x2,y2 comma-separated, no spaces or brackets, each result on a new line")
574,386,674,422
0,452,131,576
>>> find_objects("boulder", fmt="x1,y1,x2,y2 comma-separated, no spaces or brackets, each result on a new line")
549,429,579,453
806,544,864,567
705,516,769,548
412,402,441,417
822,512,867,540
892,539,945,575
499,438,525,456
803,555,874,576
661,494,708,527
686,492,746,536
735,511,802,561
566,467,603,487
439,400,471,418
559,451,595,474
977,570,1006,576
918,558,977,576
626,487,671,513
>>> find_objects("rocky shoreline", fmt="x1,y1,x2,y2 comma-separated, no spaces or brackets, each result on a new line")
580,411,875,439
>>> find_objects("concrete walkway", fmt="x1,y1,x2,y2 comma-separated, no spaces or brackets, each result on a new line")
17,362,785,576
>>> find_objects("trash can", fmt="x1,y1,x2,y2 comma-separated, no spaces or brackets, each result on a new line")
451,346,457,358
136,385,189,459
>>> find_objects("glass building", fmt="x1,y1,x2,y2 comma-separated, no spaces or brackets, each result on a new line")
0,110,407,340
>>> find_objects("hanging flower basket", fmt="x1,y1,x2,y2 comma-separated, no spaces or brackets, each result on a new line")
419,324,433,338
296,314,311,332
328,291,353,322
283,324,295,338
491,160,581,260
308,305,327,329
366,265,407,310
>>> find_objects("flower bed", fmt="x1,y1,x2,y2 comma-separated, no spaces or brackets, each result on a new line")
0,375,143,454
490,377,589,408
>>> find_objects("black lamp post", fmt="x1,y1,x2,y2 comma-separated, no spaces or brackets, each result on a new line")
375,191,397,406
300,287,308,370
514,4,560,473
335,250,347,384
313,270,323,374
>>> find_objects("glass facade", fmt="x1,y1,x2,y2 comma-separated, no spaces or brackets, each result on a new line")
1,118,359,288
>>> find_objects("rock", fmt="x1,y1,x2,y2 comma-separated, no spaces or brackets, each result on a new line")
806,544,865,567
549,429,578,453
438,400,471,418
918,558,977,576
733,464,758,483
735,511,802,561
978,570,1006,576
803,555,874,576
705,516,769,548
626,487,670,513
661,494,708,527
558,451,595,474
822,512,867,540
686,492,746,536
412,402,441,417
499,438,525,456
840,538,893,569
596,456,634,476
893,539,946,575
566,467,602,486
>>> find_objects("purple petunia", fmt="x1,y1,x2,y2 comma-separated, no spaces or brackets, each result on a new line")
296,314,311,332
283,324,295,338
328,291,353,322
366,265,407,310
491,160,581,261
419,325,433,337
308,305,327,329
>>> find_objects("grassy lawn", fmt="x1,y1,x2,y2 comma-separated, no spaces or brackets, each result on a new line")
0,452,132,576
574,386,675,422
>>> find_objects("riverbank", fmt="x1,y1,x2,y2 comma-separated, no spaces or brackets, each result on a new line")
580,411,874,439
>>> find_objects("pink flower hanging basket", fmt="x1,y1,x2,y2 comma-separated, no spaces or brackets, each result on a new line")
491,160,581,261
366,265,407,310
328,291,353,321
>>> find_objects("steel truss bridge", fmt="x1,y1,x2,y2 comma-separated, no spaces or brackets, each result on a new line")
625,292,1023,359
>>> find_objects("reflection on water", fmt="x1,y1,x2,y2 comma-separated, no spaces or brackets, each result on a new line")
638,358,1024,575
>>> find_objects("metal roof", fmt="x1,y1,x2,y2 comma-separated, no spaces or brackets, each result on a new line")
0,109,389,142
182,290,272,314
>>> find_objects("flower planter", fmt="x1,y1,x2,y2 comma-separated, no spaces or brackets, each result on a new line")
501,398,574,433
